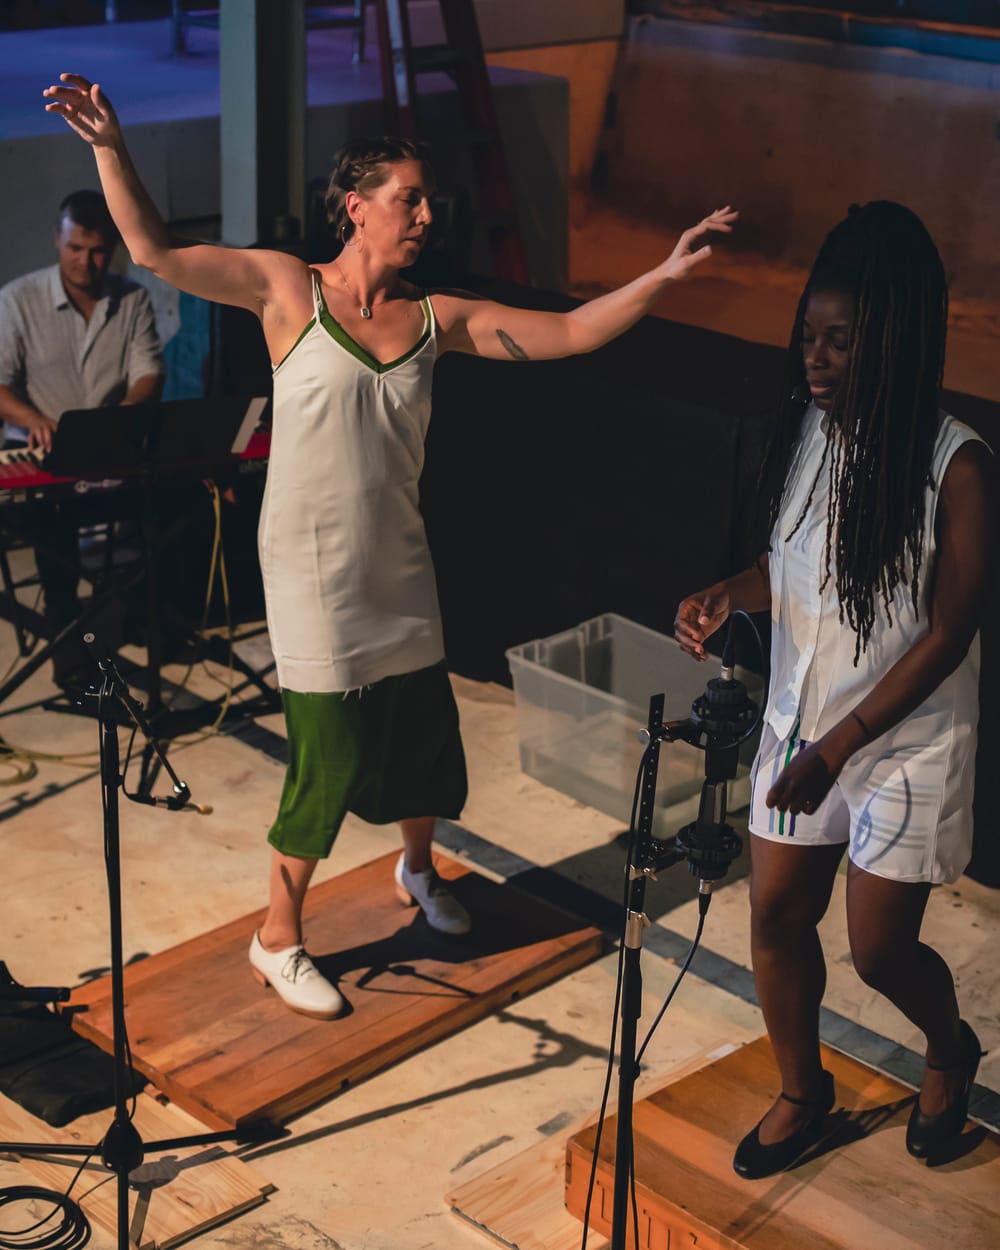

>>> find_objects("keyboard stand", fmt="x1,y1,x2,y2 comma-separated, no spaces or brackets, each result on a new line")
0,397,278,728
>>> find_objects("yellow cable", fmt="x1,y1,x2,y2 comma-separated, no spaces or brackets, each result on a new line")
164,484,240,746
159,481,225,712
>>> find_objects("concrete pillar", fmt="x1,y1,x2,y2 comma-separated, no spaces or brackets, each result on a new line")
219,0,306,248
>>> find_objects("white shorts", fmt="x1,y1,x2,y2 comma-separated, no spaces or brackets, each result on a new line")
748,720,975,885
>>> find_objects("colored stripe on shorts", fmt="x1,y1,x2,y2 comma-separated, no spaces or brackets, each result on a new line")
777,719,809,838
776,721,798,836
767,728,787,834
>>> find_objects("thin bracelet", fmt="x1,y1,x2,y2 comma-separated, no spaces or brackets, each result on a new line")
851,710,871,741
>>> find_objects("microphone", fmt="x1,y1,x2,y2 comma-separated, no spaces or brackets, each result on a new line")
131,782,213,815
132,794,214,815
80,634,212,815
674,636,757,905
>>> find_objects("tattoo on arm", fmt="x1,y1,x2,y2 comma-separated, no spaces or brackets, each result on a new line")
496,328,530,361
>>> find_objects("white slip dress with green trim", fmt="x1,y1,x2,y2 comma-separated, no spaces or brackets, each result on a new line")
260,272,444,693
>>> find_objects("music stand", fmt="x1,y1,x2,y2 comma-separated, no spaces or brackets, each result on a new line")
45,395,266,481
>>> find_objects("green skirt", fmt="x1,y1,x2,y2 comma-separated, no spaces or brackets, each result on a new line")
267,660,468,860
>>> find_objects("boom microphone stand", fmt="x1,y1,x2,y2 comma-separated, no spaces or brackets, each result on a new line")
609,650,759,1250
0,636,277,1249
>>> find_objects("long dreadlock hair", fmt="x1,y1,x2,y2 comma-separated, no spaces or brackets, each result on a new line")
754,201,948,661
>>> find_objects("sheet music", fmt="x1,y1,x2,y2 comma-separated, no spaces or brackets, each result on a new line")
231,397,269,454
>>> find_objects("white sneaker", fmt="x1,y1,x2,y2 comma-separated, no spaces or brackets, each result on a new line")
394,853,472,936
248,931,344,1019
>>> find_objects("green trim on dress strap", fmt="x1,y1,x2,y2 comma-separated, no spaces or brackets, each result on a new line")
315,285,431,375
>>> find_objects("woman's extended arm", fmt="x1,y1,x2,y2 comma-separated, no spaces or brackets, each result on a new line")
42,74,297,316
433,208,738,361
767,441,996,814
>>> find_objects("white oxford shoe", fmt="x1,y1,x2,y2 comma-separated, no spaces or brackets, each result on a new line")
249,931,344,1019
394,853,472,936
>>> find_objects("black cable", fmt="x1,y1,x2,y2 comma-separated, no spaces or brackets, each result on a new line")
579,742,654,1250
720,608,767,747
724,608,765,675
118,722,140,804
630,1147,638,1250
635,906,707,1065
0,1187,91,1250
0,1144,97,1250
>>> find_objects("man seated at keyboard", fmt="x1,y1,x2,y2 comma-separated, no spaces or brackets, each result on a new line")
0,189,163,690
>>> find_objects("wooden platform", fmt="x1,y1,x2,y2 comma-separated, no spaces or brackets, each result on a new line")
566,1037,1000,1250
446,1052,737,1250
67,852,603,1129
0,1091,273,1250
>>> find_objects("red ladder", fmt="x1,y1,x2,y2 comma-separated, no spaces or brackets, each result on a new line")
374,0,530,284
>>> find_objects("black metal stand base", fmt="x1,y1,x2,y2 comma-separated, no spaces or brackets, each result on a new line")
0,648,281,1249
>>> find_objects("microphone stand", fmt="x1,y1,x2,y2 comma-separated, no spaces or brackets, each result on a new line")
609,664,757,1250
0,639,277,1249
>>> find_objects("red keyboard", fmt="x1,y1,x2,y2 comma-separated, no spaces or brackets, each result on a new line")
240,430,271,464
0,447,66,492
0,430,271,497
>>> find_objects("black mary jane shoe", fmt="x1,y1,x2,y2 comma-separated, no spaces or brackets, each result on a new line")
906,1020,984,1160
733,1070,836,1180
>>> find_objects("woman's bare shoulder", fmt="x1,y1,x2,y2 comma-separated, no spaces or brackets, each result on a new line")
426,286,486,328
256,248,312,292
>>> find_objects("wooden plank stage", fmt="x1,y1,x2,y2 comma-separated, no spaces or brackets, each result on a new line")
66,852,604,1129
565,1036,1000,1250
0,1091,273,1250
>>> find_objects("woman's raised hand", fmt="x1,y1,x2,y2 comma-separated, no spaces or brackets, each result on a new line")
659,207,739,282
673,582,731,661
43,73,120,147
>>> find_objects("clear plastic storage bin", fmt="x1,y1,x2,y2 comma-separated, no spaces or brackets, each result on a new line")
506,613,764,838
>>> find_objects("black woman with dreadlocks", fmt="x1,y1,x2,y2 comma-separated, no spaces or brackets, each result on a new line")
675,201,995,1178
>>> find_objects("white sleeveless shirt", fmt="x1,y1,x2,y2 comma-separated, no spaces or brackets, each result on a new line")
765,404,985,744
259,275,445,693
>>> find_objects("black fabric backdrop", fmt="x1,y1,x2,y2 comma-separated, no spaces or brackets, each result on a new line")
214,284,1000,886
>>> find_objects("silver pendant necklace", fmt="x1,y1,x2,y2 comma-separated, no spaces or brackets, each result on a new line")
335,260,372,319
